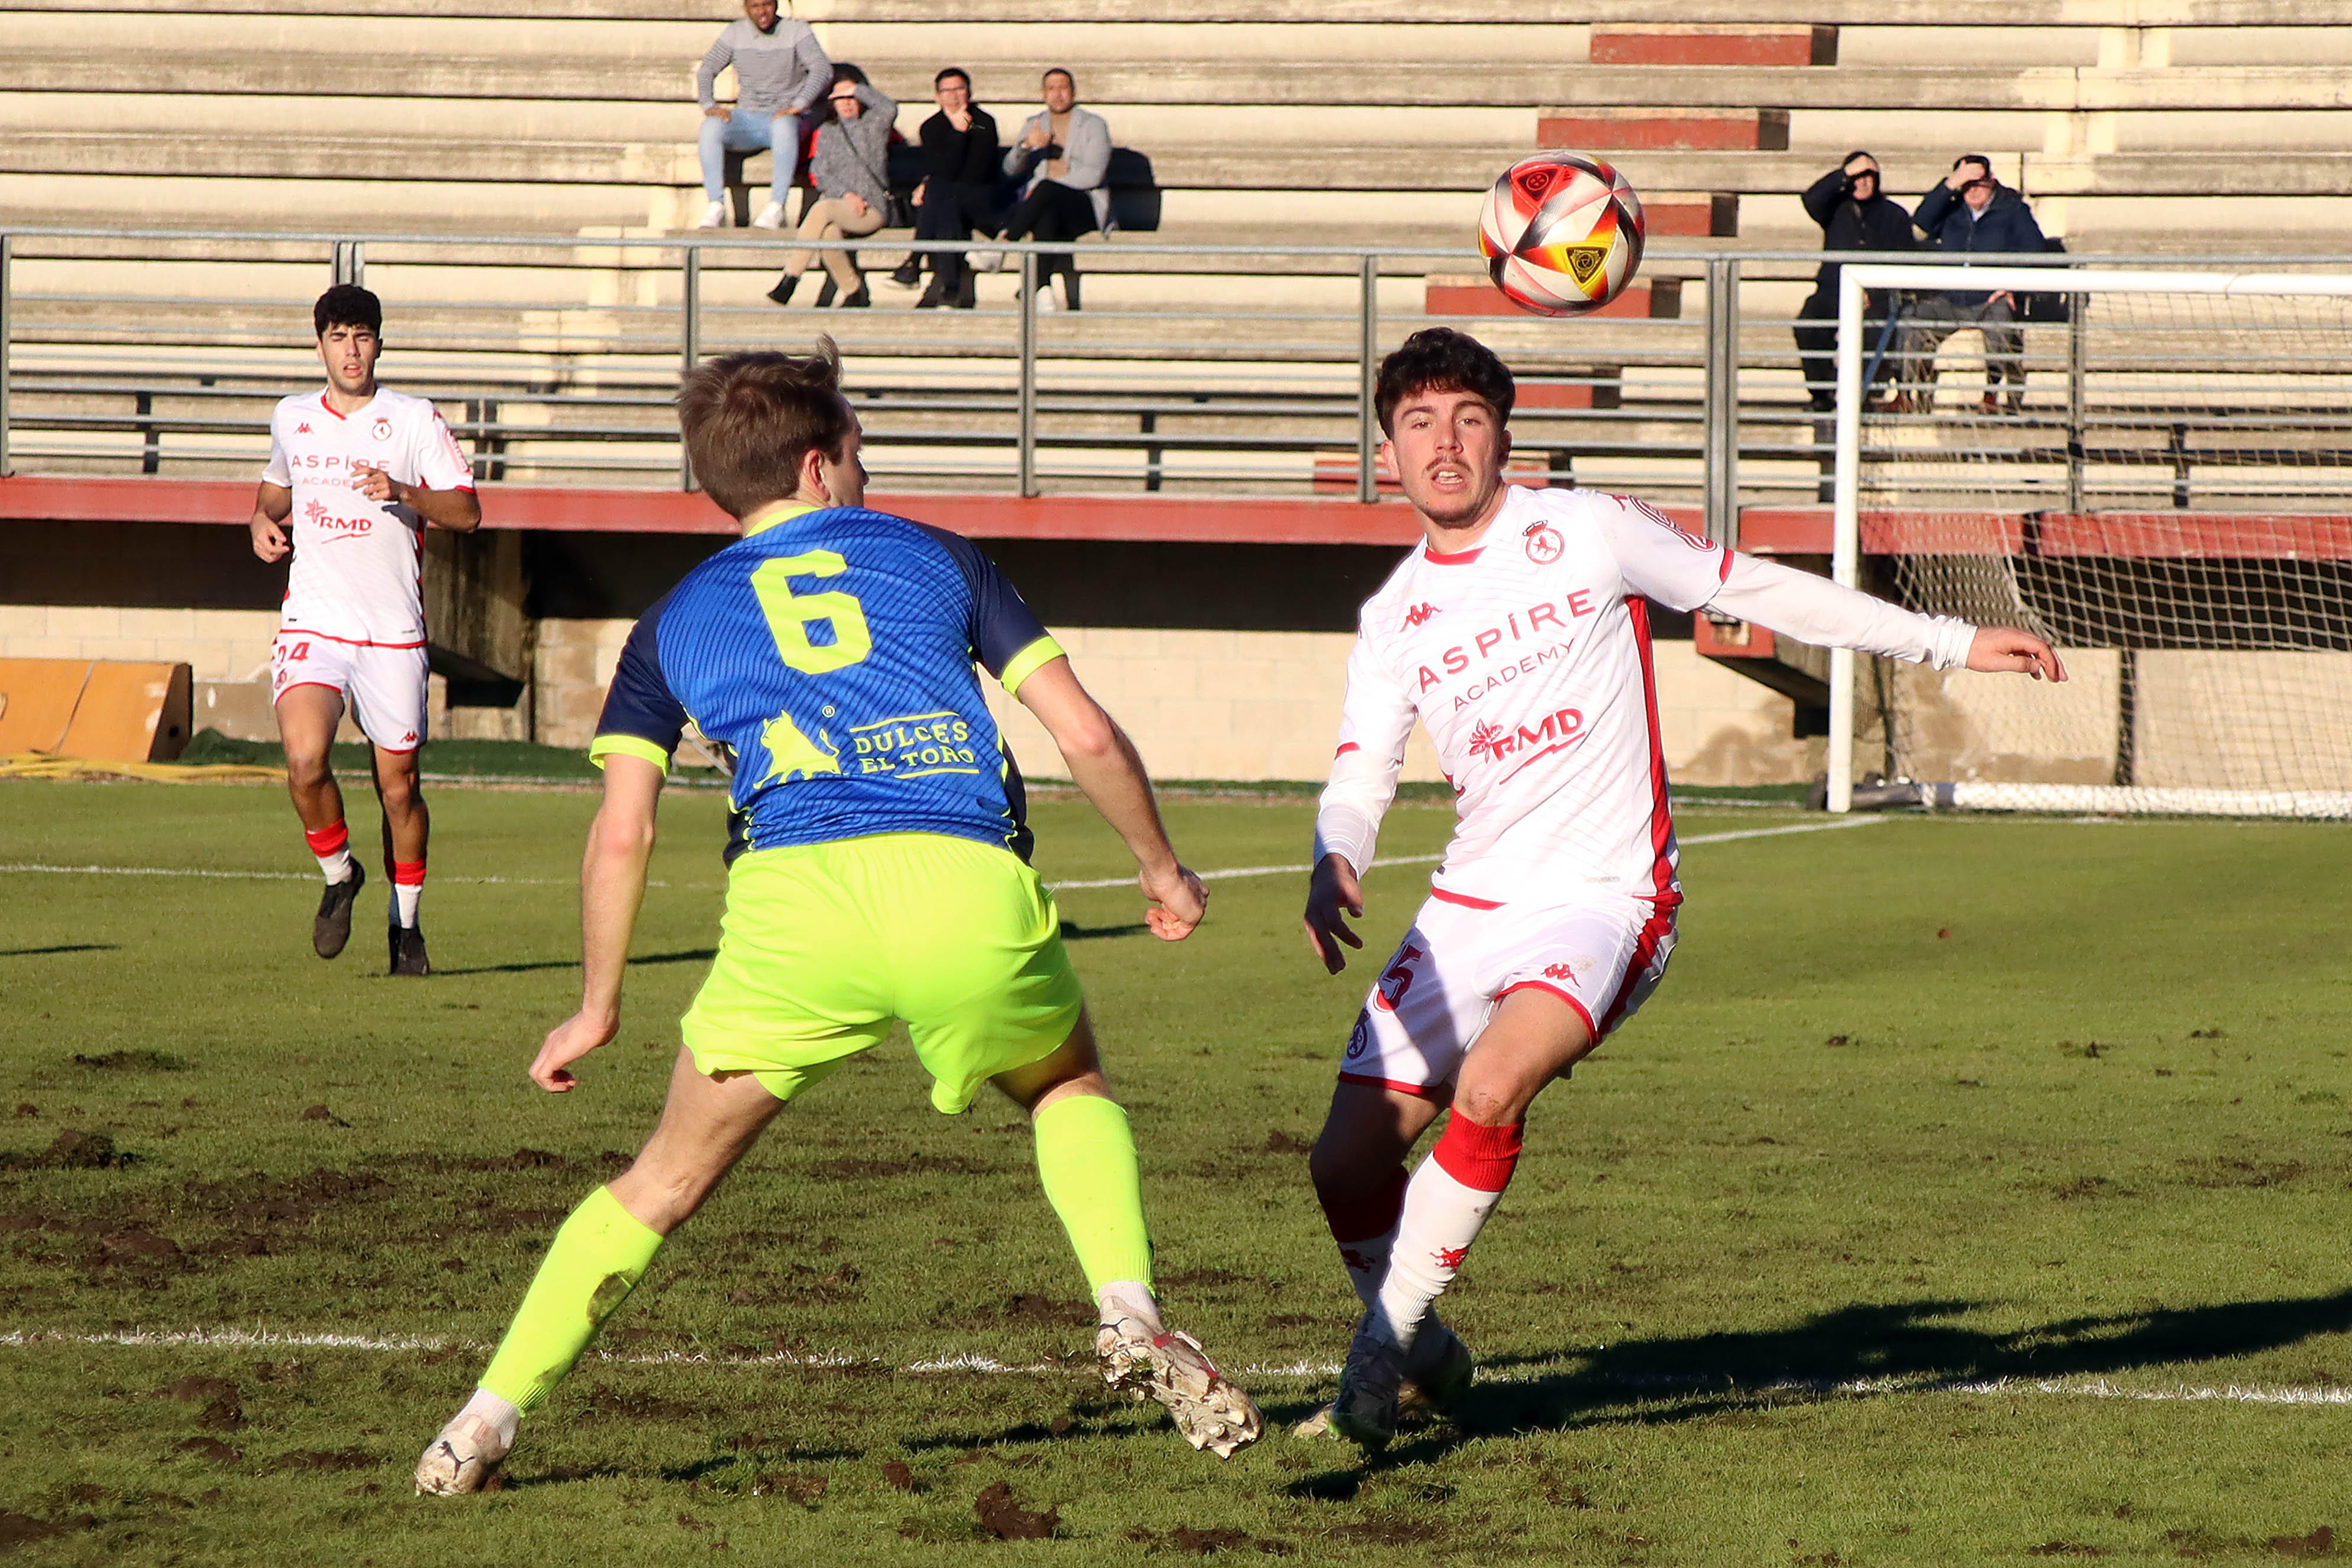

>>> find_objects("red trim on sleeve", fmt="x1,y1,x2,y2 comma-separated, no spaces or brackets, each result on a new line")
1337,1071,1451,1102
1717,545,1734,583
1429,887,1505,910
1496,978,1598,1040
1335,741,1360,757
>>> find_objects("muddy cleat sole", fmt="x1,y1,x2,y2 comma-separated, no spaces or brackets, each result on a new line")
389,923,430,977
414,1413,505,1495
313,864,365,959
1098,1317,1263,1458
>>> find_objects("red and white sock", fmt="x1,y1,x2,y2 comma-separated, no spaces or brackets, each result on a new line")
1317,1164,1409,1309
391,860,426,929
305,821,355,883
1370,1116,1524,1353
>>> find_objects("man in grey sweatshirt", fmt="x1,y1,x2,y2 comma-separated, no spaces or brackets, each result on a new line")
695,0,831,230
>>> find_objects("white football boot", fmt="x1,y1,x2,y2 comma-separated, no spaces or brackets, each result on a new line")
1097,1312,1263,1458
750,201,786,230
413,1410,509,1495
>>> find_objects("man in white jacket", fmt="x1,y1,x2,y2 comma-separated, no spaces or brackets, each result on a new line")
992,68,1112,311
1295,328,2064,1448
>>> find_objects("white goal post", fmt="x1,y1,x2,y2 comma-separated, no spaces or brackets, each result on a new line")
1828,263,2352,817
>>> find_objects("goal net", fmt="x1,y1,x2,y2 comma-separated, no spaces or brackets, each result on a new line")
1828,264,2352,817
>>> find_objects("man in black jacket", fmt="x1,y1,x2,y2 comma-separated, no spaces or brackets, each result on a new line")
1902,155,2047,414
904,67,1001,309
1795,152,1914,413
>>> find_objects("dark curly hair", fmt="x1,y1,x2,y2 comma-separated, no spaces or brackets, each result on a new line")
1373,328,1514,436
313,284,381,337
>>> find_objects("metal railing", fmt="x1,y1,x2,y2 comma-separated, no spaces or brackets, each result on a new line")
3,225,2348,530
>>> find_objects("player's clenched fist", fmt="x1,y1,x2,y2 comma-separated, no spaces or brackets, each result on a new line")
250,513,290,563
1139,861,1208,941
530,1008,618,1093
1301,853,1366,975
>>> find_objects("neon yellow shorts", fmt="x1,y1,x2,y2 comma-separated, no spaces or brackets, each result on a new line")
680,832,1084,1113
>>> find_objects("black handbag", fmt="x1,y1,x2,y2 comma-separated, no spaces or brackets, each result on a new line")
2020,237,2071,324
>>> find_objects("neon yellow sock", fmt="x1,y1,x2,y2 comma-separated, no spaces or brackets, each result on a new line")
1033,1094,1154,1295
478,1185,663,1413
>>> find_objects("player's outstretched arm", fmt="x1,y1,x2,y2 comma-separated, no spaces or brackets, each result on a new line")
1707,553,2066,681
531,753,665,1092
250,482,292,563
1301,853,1366,975
1014,655,1207,941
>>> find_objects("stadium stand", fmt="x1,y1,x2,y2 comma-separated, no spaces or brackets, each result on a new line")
3,0,2348,785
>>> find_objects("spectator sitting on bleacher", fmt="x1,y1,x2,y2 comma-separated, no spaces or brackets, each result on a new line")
766,66,896,310
1902,154,2047,415
981,69,1112,313
695,0,831,230
907,68,1002,311
1794,152,1913,413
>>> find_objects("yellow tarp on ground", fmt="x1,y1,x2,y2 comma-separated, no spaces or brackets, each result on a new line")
0,753,286,785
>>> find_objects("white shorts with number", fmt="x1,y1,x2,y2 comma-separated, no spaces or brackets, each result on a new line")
1340,887,1678,1102
269,631,429,753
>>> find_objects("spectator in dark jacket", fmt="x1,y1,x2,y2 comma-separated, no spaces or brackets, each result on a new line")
904,67,1001,309
1795,152,1914,411
1902,154,2047,414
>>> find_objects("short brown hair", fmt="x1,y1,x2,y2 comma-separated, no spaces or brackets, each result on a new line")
677,342,853,518
1374,328,1515,436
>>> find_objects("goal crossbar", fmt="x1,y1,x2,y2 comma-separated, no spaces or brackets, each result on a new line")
1827,263,2352,816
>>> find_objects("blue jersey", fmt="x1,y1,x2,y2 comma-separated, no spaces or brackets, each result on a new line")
590,504,1064,863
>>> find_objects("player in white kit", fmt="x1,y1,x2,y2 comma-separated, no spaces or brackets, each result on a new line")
1296,329,2065,1446
249,286,481,975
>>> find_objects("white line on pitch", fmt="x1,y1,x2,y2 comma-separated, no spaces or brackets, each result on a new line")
1046,815,1889,891
0,818,1884,895
3,1329,2346,1408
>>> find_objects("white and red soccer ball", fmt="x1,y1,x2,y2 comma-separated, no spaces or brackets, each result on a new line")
1478,151,1646,318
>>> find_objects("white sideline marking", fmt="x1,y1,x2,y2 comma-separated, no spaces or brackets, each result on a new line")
1047,815,1888,891
3,1329,2346,1408
0,818,1883,897
0,863,665,888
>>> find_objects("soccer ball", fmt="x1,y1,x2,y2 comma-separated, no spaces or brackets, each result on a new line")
1478,151,1646,318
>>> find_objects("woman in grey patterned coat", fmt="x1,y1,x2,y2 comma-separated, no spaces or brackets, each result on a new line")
767,66,897,309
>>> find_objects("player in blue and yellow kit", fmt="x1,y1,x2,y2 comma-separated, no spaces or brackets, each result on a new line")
417,344,1260,1493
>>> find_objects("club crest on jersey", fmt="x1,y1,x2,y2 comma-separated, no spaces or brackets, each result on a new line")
371,417,394,443
1524,522,1564,564
1402,602,1439,629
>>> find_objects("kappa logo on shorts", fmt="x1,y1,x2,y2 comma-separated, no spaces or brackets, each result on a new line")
399,732,418,745
1524,522,1564,564
1345,1011,1372,1059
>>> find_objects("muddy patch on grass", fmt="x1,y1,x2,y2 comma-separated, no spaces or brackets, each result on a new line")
2,1129,136,1170
172,1438,243,1465
806,1155,982,1181
1128,1525,1298,1556
73,1050,190,1072
2177,1157,2308,1189
974,1480,1057,1540
0,1510,94,1550
1327,1516,1445,1546
264,1449,378,1473
1261,1132,1312,1155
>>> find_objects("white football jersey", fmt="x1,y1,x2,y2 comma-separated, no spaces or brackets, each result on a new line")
1319,486,1731,909
261,386,475,646
1315,484,1978,910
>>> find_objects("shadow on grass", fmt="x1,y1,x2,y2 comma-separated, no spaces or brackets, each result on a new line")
1059,921,1149,942
1317,1289,2352,1475
0,944,118,957
434,948,718,978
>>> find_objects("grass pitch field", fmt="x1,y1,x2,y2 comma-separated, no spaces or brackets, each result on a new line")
2,776,2349,1564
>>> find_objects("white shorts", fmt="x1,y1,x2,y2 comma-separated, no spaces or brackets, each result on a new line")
270,631,429,753
1340,887,1677,1102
